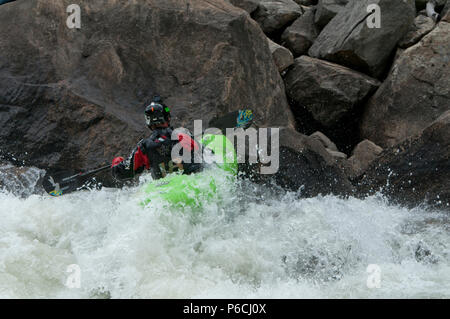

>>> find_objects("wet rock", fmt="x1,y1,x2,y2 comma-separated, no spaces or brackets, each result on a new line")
416,0,429,11
309,0,416,78
360,111,450,210
0,0,295,176
327,150,347,160
228,0,261,13
293,0,318,6
442,1,450,22
398,15,436,49
0,164,45,197
314,0,349,29
309,131,338,152
347,139,383,179
415,241,439,264
361,22,450,148
281,7,319,56
285,56,380,128
268,38,294,72
258,128,354,197
252,0,303,35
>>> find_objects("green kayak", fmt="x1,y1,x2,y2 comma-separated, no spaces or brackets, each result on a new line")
139,134,237,209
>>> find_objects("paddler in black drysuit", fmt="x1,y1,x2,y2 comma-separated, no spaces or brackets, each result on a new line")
111,96,202,181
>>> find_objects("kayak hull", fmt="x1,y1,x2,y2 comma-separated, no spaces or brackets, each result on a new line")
139,134,237,208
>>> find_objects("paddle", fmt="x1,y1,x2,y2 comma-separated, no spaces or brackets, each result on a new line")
41,109,253,197
208,109,254,132
42,165,110,196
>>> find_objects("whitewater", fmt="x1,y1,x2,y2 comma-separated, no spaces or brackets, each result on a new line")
0,165,449,298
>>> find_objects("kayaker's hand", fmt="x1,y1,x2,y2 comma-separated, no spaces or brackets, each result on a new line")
111,157,124,167
111,157,125,179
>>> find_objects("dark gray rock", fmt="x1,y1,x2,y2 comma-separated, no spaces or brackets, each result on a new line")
228,0,261,13
309,0,416,78
442,0,450,22
293,0,318,6
268,38,294,72
285,56,380,128
257,128,354,197
310,131,339,152
0,0,295,176
281,7,319,56
361,22,450,148
360,111,450,211
314,0,348,29
347,139,383,179
398,15,436,49
252,0,303,35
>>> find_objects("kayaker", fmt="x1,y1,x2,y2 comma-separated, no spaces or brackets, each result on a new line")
111,96,202,181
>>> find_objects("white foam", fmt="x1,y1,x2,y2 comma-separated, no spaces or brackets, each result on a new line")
0,168,449,298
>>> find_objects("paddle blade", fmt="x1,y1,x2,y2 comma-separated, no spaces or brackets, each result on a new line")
42,171,84,196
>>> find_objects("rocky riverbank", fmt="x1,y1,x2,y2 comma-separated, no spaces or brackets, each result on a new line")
0,0,448,209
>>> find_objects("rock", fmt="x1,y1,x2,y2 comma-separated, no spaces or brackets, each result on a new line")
258,128,354,197
310,131,338,152
347,139,383,179
252,0,303,35
398,15,436,49
442,1,450,22
415,0,429,11
416,0,447,12
267,38,294,72
360,111,450,210
0,0,16,5
309,0,416,78
281,7,319,56
228,0,261,13
284,56,380,128
0,163,44,197
293,0,318,6
314,0,349,29
326,149,347,160
0,0,295,178
361,22,450,148
415,0,447,11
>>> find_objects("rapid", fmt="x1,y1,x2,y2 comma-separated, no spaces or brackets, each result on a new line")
0,165,449,298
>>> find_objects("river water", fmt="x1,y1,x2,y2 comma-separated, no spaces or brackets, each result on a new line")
0,165,449,298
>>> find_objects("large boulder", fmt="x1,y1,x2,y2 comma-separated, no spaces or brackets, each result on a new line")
284,56,380,128
0,0,16,5
293,0,318,6
442,0,450,22
0,163,44,197
281,6,319,56
309,0,416,78
360,111,450,210
398,14,436,49
347,139,383,179
0,0,295,174
361,22,450,148
252,0,303,35
228,0,261,13
267,38,294,73
257,128,354,197
309,131,338,152
314,0,348,29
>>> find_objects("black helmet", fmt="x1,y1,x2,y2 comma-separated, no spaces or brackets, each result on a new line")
144,102,170,127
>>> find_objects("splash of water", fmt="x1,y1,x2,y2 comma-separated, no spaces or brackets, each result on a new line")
0,165,449,298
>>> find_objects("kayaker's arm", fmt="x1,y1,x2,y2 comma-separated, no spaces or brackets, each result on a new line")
111,140,150,181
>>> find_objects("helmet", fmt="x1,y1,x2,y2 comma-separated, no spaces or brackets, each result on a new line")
145,102,170,128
